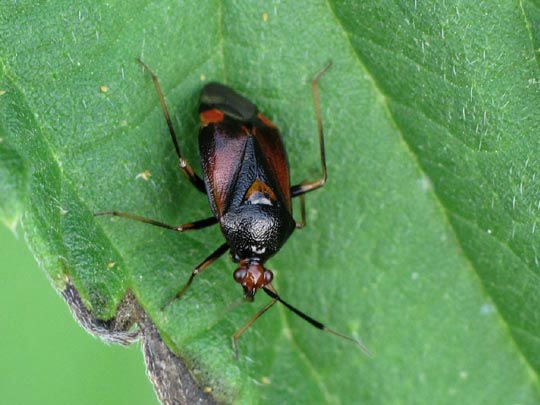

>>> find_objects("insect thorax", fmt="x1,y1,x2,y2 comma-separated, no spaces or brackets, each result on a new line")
220,204,295,261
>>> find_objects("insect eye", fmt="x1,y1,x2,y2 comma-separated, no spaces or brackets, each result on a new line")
234,268,248,283
264,270,274,284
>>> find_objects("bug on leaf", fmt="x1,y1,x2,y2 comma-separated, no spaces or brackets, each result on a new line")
96,59,369,357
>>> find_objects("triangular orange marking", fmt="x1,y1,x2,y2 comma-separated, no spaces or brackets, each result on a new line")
245,179,277,204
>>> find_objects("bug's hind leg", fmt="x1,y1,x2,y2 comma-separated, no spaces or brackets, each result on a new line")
290,62,332,198
138,58,206,193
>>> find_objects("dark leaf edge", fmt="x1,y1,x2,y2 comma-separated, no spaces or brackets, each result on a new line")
61,279,219,405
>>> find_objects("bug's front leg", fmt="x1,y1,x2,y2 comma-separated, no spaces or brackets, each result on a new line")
161,242,229,310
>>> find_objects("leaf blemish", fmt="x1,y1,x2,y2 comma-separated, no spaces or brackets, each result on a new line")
282,327,293,340
136,170,152,181
417,175,433,192
480,304,494,315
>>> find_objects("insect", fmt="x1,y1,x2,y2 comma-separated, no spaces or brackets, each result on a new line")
96,59,369,356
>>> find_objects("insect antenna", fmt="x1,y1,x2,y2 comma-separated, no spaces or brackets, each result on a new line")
262,286,372,357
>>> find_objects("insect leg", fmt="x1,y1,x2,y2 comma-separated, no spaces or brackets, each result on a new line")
295,194,306,229
231,298,277,359
162,242,229,310
290,62,332,198
138,58,206,193
94,211,217,232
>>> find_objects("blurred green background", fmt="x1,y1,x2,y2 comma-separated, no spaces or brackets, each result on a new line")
0,224,158,405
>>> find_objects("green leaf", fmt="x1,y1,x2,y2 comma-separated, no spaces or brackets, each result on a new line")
2,1,540,403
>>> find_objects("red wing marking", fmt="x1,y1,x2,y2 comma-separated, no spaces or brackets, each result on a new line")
257,113,276,128
252,125,291,212
200,109,225,126
199,122,250,217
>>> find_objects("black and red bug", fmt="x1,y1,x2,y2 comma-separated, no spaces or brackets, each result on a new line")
96,59,369,356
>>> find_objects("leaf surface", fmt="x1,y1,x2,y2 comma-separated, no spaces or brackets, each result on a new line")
1,1,539,403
